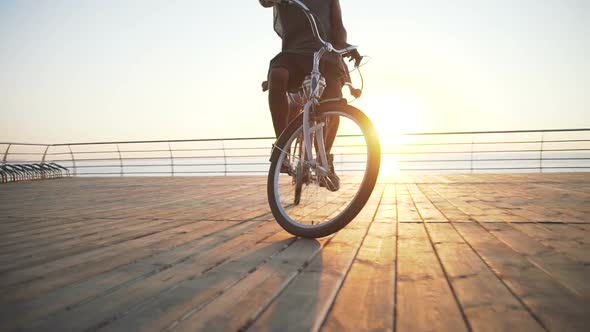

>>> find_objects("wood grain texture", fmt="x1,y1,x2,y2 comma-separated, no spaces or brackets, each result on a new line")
0,174,588,331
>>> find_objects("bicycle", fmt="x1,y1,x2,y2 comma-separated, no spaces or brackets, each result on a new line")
265,0,381,238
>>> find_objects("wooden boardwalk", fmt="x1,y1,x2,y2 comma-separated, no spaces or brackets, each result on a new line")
0,173,589,332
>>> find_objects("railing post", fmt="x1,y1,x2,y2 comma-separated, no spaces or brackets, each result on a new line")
117,144,124,177
168,143,175,176
40,145,50,180
540,132,545,173
470,135,474,173
2,144,11,164
222,140,227,176
68,145,77,176
41,145,50,163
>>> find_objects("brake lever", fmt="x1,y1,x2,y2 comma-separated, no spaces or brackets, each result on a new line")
344,83,362,98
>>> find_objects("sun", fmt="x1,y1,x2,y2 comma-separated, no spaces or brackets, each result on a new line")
353,93,430,178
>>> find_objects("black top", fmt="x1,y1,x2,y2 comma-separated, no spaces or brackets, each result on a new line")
274,0,334,54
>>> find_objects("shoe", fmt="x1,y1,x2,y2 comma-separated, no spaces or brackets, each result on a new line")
280,164,290,174
320,154,340,192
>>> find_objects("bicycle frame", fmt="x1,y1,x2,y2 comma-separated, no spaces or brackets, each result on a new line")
283,0,358,176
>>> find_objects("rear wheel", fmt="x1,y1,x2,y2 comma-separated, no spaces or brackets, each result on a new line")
267,102,380,238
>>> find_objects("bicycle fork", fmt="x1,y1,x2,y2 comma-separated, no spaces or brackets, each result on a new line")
302,102,330,176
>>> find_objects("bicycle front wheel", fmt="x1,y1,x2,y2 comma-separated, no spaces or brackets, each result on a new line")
293,134,305,205
267,102,381,238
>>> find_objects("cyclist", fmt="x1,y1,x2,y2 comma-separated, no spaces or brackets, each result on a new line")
259,0,361,191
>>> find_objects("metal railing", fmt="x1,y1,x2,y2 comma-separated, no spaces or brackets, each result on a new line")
0,163,70,182
1,128,589,178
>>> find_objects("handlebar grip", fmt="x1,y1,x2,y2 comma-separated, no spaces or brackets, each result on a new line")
350,88,362,99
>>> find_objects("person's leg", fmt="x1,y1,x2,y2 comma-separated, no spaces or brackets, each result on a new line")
323,113,340,153
317,59,348,191
268,67,290,138
321,63,345,154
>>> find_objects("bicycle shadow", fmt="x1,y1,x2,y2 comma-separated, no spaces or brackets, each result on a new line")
160,236,324,331
249,237,324,331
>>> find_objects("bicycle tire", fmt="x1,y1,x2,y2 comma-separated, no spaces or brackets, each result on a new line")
267,102,380,238
293,134,304,205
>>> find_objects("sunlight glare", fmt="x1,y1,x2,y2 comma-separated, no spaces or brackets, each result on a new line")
356,93,429,177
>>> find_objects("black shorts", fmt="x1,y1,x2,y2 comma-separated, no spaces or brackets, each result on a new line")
268,52,346,100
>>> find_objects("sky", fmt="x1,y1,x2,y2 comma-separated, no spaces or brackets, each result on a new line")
0,0,589,144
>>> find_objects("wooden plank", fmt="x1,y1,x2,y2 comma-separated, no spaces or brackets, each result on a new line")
526,182,590,222
0,222,285,326
551,224,590,242
1,177,268,222
428,183,585,330
96,231,298,332
453,223,590,332
373,187,396,221
414,183,578,330
373,184,397,222
1,174,589,332
540,237,590,264
445,195,488,221
424,223,464,244
0,218,207,272
322,218,396,331
396,185,421,222
396,223,468,332
2,183,272,281
427,224,544,332
0,216,107,238
0,219,254,303
17,221,283,331
420,185,475,223
0,216,161,250
481,222,590,297
240,187,383,332
407,184,448,222
157,236,328,332
509,223,589,247
0,220,246,317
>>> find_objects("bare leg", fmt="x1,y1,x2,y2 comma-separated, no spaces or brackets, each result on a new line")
322,75,344,154
268,68,290,138
324,115,340,153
